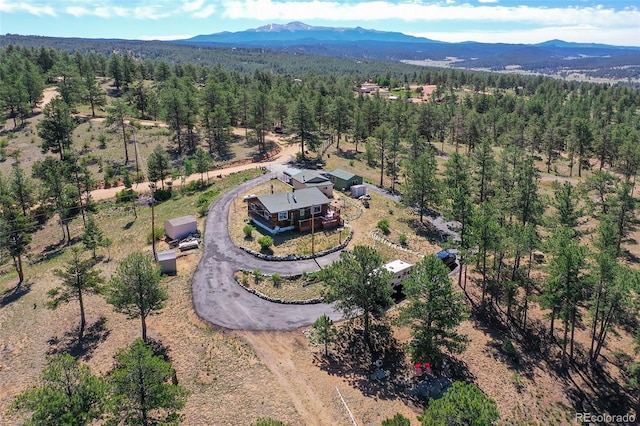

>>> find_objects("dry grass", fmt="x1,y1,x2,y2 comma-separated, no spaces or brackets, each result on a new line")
234,271,324,301
2,87,638,426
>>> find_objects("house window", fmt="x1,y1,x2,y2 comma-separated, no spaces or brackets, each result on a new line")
278,211,288,221
250,203,256,211
313,205,322,214
263,210,270,219
300,208,305,217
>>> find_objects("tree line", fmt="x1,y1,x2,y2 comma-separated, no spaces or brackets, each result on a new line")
1,42,639,422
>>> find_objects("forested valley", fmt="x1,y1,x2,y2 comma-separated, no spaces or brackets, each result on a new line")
1,42,639,425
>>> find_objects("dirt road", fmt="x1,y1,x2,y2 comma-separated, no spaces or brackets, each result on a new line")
89,140,299,201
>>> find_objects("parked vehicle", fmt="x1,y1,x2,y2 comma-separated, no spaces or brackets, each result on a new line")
436,250,457,270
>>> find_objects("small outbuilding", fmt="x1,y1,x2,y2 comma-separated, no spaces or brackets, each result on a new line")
164,215,197,241
157,250,177,275
328,169,363,192
351,184,367,198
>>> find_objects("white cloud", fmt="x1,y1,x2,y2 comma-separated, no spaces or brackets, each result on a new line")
183,0,205,12
478,0,498,4
412,26,640,46
221,0,640,30
0,0,56,16
193,4,216,18
63,3,173,20
66,6,89,17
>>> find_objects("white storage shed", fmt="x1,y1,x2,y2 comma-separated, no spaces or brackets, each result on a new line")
157,250,177,275
164,215,197,240
351,184,367,198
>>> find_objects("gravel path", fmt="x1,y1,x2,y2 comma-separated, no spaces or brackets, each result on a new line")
191,173,344,331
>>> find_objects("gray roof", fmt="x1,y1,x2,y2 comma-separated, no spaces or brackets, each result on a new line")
166,215,197,227
157,250,176,261
257,187,330,214
290,170,331,185
330,168,359,181
283,167,301,177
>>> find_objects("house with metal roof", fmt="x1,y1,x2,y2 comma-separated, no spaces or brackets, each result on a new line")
247,187,342,235
328,169,363,191
290,170,334,198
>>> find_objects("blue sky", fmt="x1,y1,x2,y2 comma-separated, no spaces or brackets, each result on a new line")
1,0,638,46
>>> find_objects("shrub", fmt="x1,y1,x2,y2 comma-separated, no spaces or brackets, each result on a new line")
257,236,274,252
271,273,281,288
243,224,255,239
382,413,410,426
377,218,390,235
116,188,137,204
197,204,209,217
252,269,262,286
183,180,205,193
399,233,407,245
146,226,165,244
153,188,172,202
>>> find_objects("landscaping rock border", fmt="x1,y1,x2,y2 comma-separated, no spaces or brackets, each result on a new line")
234,274,324,305
369,228,423,256
240,225,353,261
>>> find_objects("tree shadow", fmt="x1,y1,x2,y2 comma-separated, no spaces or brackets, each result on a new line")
312,320,472,410
400,217,448,243
47,316,110,361
0,282,32,307
123,220,135,230
335,149,360,160
470,300,636,419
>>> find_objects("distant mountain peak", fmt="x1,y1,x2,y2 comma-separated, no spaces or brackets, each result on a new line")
251,22,340,33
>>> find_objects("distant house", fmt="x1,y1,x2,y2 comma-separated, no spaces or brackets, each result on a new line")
328,169,363,192
247,187,342,235
382,260,413,287
358,83,380,94
164,215,198,240
290,170,334,198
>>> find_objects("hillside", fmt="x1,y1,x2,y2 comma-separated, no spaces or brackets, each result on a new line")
1,44,639,425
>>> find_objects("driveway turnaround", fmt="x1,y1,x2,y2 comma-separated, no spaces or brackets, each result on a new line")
192,172,344,331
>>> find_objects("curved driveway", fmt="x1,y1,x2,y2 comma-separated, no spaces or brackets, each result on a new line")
192,173,344,331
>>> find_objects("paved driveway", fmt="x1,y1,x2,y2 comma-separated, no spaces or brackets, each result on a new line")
192,173,344,331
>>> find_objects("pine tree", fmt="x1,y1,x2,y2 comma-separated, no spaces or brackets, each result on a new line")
321,245,393,355
399,255,469,365
309,314,336,357
107,252,167,342
108,339,188,426
48,247,105,340
82,213,104,260
11,354,106,425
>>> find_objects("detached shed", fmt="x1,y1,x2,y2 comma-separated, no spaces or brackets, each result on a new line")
157,250,177,275
328,169,363,191
351,184,367,198
164,215,197,240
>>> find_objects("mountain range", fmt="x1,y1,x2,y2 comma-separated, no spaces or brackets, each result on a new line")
179,22,640,78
